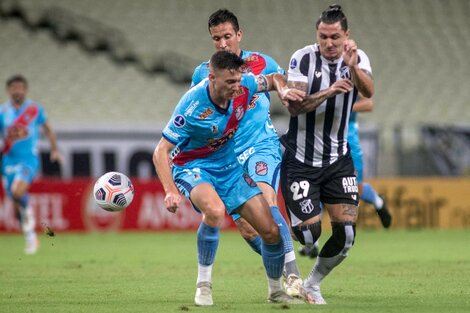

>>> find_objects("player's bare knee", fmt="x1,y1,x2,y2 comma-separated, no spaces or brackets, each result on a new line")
202,206,225,227
11,190,25,202
292,221,321,245
259,223,280,244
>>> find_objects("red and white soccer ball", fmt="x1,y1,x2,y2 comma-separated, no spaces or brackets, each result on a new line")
93,172,135,212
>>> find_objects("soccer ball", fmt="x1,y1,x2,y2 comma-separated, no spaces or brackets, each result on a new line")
93,172,135,212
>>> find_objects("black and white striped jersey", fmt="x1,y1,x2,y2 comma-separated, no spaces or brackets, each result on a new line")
280,43,372,168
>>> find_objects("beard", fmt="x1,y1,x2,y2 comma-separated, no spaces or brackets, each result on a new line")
12,94,24,104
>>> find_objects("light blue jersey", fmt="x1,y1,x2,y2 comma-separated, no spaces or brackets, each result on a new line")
0,99,47,191
348,111,364,182
163,74,262,214
192,51,284,155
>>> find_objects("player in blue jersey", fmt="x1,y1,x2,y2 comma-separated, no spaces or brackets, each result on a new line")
153,51,305,305
191,9,304,298
0,74,63,254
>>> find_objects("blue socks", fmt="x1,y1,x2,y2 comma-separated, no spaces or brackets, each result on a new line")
270,206,294,254
246,235,262,255
361,183,383,209
261,239,284,279
197,222,219,266
244,206,294,255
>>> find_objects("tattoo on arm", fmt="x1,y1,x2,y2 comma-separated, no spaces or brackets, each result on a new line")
287,80,308,93
256,75,269,92
351,68,374,97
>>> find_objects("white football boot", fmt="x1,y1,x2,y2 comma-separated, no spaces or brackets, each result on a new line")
195,282,213,306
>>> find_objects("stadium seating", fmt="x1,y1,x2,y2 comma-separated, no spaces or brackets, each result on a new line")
0,0,468,135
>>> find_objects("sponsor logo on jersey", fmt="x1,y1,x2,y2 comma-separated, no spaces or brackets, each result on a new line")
235,106,244,121
6,125,29,141
342,177,358,194
211,124,218,134
207,127,237,151
198,108,214,120
340,66,351,79
247,94,259,110
290,58,297,69
255,161,268,176
299,199,314,214
237,146,255,164
165,128,180,141
173,115,185,128
184,100,199,116
243,173,257,187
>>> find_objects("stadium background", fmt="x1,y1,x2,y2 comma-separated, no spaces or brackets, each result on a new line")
0,0,469,232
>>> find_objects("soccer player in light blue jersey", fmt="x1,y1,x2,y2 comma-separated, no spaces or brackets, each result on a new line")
0,74,63,254
191,9,304,298
153,51,305,305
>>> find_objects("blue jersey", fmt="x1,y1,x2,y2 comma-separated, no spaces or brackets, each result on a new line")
163,73,260,169
348,111,364,182
348,111,359,142
191,51,284,155
0,99,47,160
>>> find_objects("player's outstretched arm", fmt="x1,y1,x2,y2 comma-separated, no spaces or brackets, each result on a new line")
259,74,305,107
285,79,353,116
153,137,181,213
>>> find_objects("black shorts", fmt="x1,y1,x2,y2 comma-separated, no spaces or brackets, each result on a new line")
280,151,359,226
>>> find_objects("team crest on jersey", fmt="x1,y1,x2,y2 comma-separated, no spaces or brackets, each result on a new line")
299,199,314,214
198,108,214,120
340,66,351,79
173,115,185,128
243,173,257,187
235,106,245,121
255,161,268,176
289,58,297,69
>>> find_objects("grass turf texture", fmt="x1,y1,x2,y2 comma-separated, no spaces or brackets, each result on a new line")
1,230,469,312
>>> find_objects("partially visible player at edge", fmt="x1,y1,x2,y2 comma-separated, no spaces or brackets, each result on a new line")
299,96,392,258
191,9,303,297
280,4,374,304
153,51,305,305
0,74,63,254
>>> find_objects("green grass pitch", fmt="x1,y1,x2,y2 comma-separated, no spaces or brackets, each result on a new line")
1,229,469,312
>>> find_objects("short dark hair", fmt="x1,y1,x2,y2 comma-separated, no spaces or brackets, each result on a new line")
316,4,348,31
6,74,28,87
210,51,245,72
208,9,240,32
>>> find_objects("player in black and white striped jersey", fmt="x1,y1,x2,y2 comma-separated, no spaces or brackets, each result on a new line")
279,4,374,305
